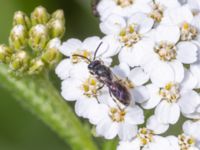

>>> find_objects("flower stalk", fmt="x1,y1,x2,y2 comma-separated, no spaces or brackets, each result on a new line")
0,64,98,150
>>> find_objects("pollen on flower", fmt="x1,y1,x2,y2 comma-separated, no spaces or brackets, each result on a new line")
71,50,92,64
178,134,196,150
109,107,126,122
149,3,163,22
137,128,154,146
115,0,134,8
159,82,180,103
81,76,101,98
119,24,140,47
180,22,198,41
154,42,177,61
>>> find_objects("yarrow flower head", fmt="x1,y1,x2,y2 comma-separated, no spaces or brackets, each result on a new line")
55,0,200,150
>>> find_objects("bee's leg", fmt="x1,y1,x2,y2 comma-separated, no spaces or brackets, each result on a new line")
97,83,105,91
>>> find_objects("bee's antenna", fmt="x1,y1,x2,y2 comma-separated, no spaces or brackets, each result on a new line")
72,54,91,63
93,41,103,61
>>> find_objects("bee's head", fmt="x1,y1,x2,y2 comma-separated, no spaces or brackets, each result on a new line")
88,60,101,74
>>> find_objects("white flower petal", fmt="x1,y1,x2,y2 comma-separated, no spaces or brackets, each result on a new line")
59,38,82,56
150,61,175,87
82,36,101,53
117,138,140,150
75,97,98,118
131,86,150,104
101,35,121,57
168,60,184,83
100,14,126,35
181,69,198,90
179,90,200,114
177,42,198,64
183,120,200,140
155,0,180,8
96,119,119,139
147,115,169,134
155,101,180,124
142,84,162,109
61,79,82,101
190,63,200,88
55,59,72,80
162,6,193,26
118,124,138,141
125,106,144,125
155,25,180,44
129,67,149,86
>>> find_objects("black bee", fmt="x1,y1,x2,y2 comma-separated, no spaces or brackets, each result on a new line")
72,42,131,106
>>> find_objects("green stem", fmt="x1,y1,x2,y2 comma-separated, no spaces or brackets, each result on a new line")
102,139,118,150
0,64,98,150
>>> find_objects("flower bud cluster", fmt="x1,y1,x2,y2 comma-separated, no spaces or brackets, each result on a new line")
0,6,65,75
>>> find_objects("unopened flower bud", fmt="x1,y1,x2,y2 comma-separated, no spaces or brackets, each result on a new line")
10,51,29,72
52,9,65,22
0,44,13,63
13,11,31,29
41,38,62,67
48,19,65,38
28,58,44,74
31,6,50,25
9,25,28,50
29,24,49,52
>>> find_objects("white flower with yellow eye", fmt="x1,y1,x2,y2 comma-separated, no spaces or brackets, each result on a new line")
55,36,118,80
97,0,152,21
148,0,180,23
142,69,200,125
161,5,200,44
100,13,154,67
88,98,144,141
141,25,198,87
167,120,200,150
117,116,172,150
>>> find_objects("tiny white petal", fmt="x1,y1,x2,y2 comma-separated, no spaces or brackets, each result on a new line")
179,90,200,114
131,86,150,104
177,42,198,64
147,115,169,134
142,84,162,109
155,25,180,44
150,61,174,87
155,101,180,124
129,67,149,86
59,38,82,56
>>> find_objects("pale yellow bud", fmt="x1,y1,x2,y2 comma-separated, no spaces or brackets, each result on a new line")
31,6,50,25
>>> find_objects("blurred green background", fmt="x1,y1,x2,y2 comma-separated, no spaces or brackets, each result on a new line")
0,0,101,149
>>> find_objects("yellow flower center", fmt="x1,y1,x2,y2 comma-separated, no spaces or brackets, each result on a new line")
71,50,92,64
119,25,140,47
154,42,177,61
180,22,198,41
159,82,180,103
115,0,134,7
81,76,101,98
149,3,163,22
137,128,154,146
109,107,126,122
178,134,196,150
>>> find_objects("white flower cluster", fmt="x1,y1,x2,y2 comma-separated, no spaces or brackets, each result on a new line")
56,0,200,149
